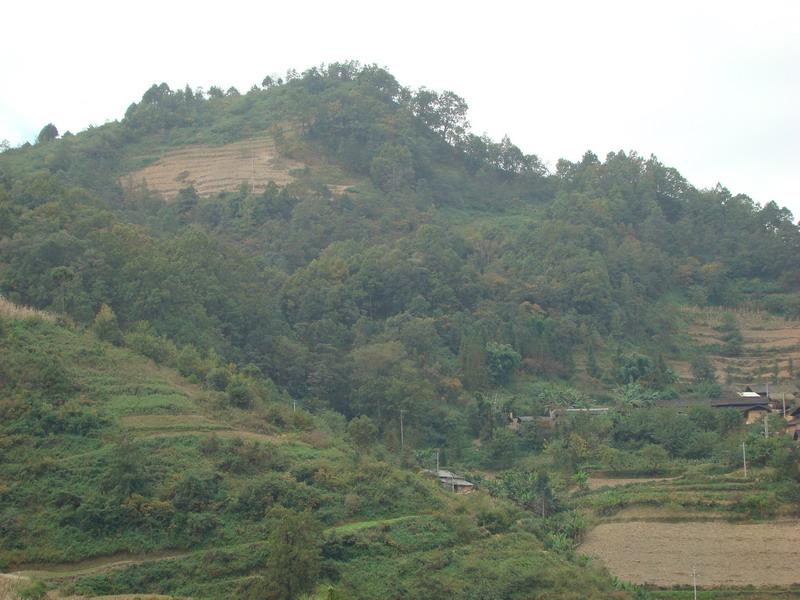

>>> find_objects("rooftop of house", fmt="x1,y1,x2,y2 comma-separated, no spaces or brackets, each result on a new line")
741,384,798,396
421,468,476,489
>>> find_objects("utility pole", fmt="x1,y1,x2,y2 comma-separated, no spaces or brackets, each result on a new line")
292,398,296,413
764,413,769,438
400,409,406,449
742,441,747,478
692,566,698,600
435,449,440,472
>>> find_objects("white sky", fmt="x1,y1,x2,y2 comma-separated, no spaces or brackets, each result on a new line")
2,0,799,218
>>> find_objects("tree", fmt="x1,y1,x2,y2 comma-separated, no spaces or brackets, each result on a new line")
92,303,123,345
347,415,377,451
485,342,521,384
717,313,743,357
50,266,75,313
459,329,487,389
650,354,677,389
485,427,518,468
613,351,654,384
36,123,59,143
586,343,602,379
263,507,322,599
226,377,254,408
369,143,415,192
691,353,717,385
103,437,147,499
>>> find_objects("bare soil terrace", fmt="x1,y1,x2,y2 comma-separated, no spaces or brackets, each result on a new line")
675,307,800,383
579,520,800,587
121,136,305,199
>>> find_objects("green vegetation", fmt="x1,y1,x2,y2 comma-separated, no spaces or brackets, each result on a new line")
1,62,799,598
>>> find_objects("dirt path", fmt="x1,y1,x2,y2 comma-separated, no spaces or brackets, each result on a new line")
580,520,800,586
136,428,285,443
8,550,190,579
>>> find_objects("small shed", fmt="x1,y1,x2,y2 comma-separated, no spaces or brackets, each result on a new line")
508,413,537,430
422,469,475,494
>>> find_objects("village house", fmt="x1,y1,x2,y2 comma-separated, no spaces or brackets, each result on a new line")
422,469,475,494
508,412,550,430
741,384,797,409
711,391,772,424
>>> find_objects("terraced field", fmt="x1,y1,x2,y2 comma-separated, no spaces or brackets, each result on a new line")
577,474,800,588
581,520,800,587
675,306,800,384
121,136,305,199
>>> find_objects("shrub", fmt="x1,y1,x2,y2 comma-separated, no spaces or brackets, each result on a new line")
486,342,522,384
124,322,176,364
92,303,123,345
226,379,254,408
180,512,220,543
17,580,47,600
735,493,775,519
347,416,377,451
171,472,221,512
206,367,230,391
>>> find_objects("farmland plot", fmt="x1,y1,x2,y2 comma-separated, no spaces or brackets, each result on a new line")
580,520,800,587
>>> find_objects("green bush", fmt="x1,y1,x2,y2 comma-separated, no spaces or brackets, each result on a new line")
92,304,123,345
16,580,47,600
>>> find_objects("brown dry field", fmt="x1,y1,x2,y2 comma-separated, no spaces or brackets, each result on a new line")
122,136,305,199
0,574,25,600
676,307,800,383
580,520,800,587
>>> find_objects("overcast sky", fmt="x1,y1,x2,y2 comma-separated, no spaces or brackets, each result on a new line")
3,0,798,218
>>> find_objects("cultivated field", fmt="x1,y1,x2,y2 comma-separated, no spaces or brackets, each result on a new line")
675,306,800,383
580,520,800,587
121,136,305,199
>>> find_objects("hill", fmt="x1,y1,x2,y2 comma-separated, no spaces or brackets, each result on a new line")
1,61,800,598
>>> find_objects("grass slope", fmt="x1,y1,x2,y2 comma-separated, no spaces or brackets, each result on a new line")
0,310,626,599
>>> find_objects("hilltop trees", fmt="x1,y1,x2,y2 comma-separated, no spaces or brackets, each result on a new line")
36,123,59,143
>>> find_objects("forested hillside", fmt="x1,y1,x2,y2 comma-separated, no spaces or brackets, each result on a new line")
2,62,800,599
2,62,798,437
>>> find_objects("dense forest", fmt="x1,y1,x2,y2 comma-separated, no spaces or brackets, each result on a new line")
2,62,799,599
